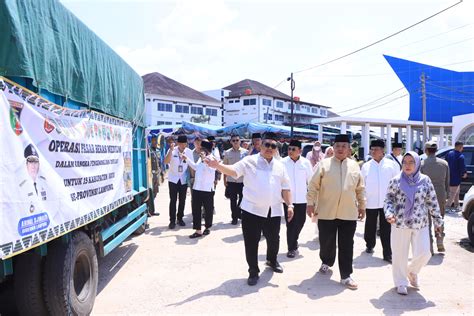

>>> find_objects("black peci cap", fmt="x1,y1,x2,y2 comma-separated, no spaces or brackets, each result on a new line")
334,134,350,143
263,132,278,141
370,139,385,148
177,135,188,143
207,136,215,141
251,133,261,139
392,142,403,148
201,140,213,153
289,139,302,148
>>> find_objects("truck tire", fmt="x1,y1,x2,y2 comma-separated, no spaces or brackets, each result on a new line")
468,213,474,246
43,231,98,316
133,223,147,235
14,252,48,316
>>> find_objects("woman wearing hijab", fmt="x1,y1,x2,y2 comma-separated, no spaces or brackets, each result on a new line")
384,151,443,295
306,141,325,168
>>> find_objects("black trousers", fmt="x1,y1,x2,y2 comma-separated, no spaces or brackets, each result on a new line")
284,203,307,251
318,219,356,279
227,182,244,220
364,208,392,258
192,190,214,230
168,180,187,224
241,209,281,277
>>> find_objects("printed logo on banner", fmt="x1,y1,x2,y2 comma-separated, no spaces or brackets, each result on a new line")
17,212,51,236
9,100,24,135
44,118,55,133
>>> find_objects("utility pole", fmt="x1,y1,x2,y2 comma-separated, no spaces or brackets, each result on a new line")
421,72,428,143
287,73,295,138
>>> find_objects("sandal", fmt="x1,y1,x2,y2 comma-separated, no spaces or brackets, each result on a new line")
340,277,358,290
203,229,210,235
189,232,203,239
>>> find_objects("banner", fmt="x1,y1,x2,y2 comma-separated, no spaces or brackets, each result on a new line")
0,80,134,260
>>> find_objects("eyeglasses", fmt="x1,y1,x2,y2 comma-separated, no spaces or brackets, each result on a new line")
231,139,240,142
263,142,277,149
288,147,299,151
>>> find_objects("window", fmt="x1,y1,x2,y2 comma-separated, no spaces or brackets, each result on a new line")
206,108,218,116
276,101,284,108
234,99,240,103
263,113,273,121
229,100,234,103
288,104,292,110
157,102,172,112
157,121,172,125
175,104,189,113
191,106,203,115
275,114,284,121
311,107,318,113
146,98,151,102
262,99,272,106
221,90,224,96
295,105,301,111
306,107,311,112
321,109,327,116
243,98,256,106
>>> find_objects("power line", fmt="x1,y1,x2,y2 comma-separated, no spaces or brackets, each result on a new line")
335,87,406,113
293,0,463,74
425,92,474,103
346,94,409,116
426,81,474,95
404,36,474,59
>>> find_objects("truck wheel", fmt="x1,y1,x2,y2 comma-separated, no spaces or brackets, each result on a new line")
468,213,474,246
14,252,48,316
133,221,147,235
43,231,98,315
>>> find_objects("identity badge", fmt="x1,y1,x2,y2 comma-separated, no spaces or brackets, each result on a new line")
178,165,183,173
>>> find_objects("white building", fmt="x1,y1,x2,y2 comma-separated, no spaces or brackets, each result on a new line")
204,79,330,127
143,72,222,126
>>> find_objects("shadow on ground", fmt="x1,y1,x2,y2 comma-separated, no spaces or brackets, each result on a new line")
288,271,346,300
370,287,436,315
97,242,138,294
167,270,278,307
353,251,390,269
457,238,474,253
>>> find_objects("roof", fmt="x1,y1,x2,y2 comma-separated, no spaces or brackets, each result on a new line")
223,79,330,108
385,55,474,123
143,72,220,104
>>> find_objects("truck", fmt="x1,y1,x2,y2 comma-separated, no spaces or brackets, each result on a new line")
0,0,155,314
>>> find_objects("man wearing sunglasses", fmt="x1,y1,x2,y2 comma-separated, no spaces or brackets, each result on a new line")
282,139,314,258
306,134,366,290
205,132,293,286
248,133,262,155
223,134,248,225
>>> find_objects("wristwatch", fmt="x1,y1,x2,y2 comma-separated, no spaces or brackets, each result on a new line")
287,204,294,209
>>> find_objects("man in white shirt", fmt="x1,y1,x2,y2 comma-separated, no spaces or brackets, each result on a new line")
185,140,217,238
206,132,293,286
361,139,399,263
164,135,192,229
385,142,403,170
282,140,314,258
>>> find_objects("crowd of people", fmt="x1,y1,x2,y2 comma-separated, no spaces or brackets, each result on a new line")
150,132,468,295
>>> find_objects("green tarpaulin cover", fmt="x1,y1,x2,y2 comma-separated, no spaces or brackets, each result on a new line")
0,0,144,123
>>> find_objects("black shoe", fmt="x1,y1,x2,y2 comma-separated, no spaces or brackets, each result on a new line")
168,222,176,229
189,232,203,239
383,256,392,264
178,219,186,227
266,260,283,273
365,247,374,254
247,274,259,286
203,228,210,235
231,219,238,225
286,250,297,258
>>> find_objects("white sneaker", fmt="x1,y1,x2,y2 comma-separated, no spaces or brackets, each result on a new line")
340,277,358,290
319,263,330,274
408,272,419,288
397,285,408,295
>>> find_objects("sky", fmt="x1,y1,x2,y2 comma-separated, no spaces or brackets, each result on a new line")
61,0,474,120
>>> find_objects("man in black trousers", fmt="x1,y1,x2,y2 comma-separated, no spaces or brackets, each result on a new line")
282,139,314,258
206,132,293,286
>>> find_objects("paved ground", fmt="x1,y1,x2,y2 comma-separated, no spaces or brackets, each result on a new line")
91,180,473,315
